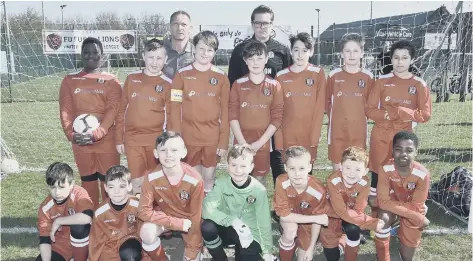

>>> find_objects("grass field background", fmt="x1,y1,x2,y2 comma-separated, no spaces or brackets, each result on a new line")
1,67,472,260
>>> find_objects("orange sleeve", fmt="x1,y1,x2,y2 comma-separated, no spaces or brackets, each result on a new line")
365,77,375,103
377,168,425,226
325,74,333,115
272,178,291,217
228,82,240,121
392,82,432,123
138,175,184,231
88,217,106,261
115,76,130,144
168,73,184,133
274,76,283,151
310,69,327,147
185,180,204,259
352,183,378,230
218,76,231,150
270,82,284,128
37,206,52,237
365,79,386,121
75,187,94,213
100,78,122,131
59,77,74,141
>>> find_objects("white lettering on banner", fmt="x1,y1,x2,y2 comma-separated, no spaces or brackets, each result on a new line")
42,30,137,54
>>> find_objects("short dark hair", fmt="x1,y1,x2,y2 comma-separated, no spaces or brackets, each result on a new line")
105,165,131,184
170,10,191,23
251,5,274,22
46,162,74,186
390,40,416,58
193,31,219,51
81,37,103,54
284,146,311,164
340,33,364,51
393,131,419,149
227,144,256,164
290,32,315,50
156,131,183,148
242,40,268,59
143,38,166,53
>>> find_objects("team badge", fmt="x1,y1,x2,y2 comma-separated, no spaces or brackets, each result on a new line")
155,85,163,93
358,79,366,88
179,190,190,200
407,182,416,191
337,91,343,97
347,202,355,208
408,86,417,95
263,88,271,96
351,191,359,198
286,92,292,98
97,78,105,84
305,78,314,87
67,208,75,216
385,96,391,101
210,78,218,86
300,200,310,209
246,195,256,204
127,214,136,224
268,51,274,58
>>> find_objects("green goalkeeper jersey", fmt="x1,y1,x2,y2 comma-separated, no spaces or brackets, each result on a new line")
202,175,272,254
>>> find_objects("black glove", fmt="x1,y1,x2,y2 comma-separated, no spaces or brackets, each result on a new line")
72,132,94,146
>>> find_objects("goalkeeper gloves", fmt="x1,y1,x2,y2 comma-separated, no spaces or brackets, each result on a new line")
231,218,253,248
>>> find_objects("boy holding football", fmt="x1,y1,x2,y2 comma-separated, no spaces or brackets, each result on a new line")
201,144,274,261
138,131,204,261
372,131,430,261
89,165,144,261
274,32,326,168
326,33,374,173
273,146,330,261
168,30,230,195
59,37,122,207
36,162,94,261
366,40,432,219
115,39,172,196
326,147,385,261
229,40,284,187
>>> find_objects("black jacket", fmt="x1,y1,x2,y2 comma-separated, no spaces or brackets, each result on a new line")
228,36,292,86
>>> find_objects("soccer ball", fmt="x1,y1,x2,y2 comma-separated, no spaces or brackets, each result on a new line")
73,114,100,134
1,158,20,174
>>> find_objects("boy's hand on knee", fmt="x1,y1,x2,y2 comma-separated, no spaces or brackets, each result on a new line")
421,217,430,228
182,219,192,232
317,214,329,226
263,253,277,261
376,219,385,233
420,204,428,215
232,218,253,248
50,219,61,242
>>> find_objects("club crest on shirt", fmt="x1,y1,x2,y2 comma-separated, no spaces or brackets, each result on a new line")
268,51,274,58
127,214,136,224
246,195,256,204
407,182,416,190
155,85,163,93
210,78,218,86
97,78,105,84
67,208,75,216
263,88,271,96
408,86,417,95
306,78,314,87
300,200,310,209
351,191,359,198
179,190,190,200
358,79,366,88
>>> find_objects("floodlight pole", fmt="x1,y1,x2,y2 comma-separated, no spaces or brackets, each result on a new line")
60,5,66,29
316,9,321,65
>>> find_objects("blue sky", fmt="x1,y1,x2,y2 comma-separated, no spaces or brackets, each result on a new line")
4,1,471,33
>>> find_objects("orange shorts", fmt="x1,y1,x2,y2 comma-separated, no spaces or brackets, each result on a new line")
319,218,344,248
398,217,424,247
328,139,366,164
294,224,313,251
125,145,158,179
98,234,142,260
252,141,270,177
73,151,120,177
185,145,219,168
368,126,395,174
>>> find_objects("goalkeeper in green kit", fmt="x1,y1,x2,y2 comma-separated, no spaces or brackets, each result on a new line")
201,144,275,261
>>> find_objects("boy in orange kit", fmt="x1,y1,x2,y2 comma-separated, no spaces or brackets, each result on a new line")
168,31,230,194
229,40,284,187
115,39,172,195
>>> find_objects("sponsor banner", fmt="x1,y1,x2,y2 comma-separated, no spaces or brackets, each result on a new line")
200,25,292,49
424,33,457,50
43,30,137,54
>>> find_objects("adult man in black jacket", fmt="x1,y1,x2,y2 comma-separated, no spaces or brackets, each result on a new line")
228,5,291,184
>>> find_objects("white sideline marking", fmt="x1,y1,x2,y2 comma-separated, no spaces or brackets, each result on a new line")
1,226,470,235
